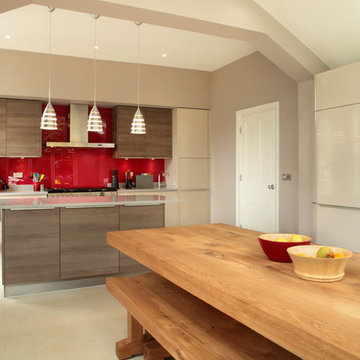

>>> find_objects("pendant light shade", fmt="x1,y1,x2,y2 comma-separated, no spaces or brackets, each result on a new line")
131,107,146,134
41,7,57,130
41,101,58,130
88,14,103,132
131,22,146,134
88,104,103,132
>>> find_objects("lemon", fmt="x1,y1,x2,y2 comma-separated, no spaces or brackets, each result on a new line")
275,238,287,242
290,234,303,242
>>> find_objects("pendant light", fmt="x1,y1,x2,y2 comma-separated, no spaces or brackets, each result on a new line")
41,7,58,130
131,22,146,134
88,14,103,132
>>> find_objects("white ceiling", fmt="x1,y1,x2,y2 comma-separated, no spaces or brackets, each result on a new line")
0,1,359,73
253,0,360,69
0,4,255,72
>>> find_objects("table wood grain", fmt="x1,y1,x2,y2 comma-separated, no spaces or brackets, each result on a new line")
107,223,360,360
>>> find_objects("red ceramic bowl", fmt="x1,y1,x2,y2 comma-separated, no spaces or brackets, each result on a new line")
258,233,312,262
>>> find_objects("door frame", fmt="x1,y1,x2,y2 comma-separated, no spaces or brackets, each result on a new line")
235,101,280,231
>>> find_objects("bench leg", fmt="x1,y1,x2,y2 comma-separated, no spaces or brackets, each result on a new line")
116,312,144,360
143,339,173,360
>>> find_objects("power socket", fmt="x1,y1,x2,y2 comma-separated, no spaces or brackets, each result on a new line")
13,172,23,178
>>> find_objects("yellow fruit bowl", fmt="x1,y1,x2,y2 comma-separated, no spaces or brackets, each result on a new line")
287,245,353,282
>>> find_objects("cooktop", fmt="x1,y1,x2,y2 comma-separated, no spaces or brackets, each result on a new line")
47,187,117,193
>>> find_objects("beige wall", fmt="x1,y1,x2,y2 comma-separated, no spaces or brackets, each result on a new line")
210,51,299,232
0,49,211,109
298,79,315,237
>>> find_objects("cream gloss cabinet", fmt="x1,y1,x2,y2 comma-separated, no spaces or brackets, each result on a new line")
169,108,210,226
316,61,360,111
315,61,360,252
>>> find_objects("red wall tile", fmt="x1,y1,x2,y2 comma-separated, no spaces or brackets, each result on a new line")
0,105,164,188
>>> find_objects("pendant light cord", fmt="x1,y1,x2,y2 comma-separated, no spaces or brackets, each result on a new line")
48,8,53,102
93,16,98,105
137,22,141,110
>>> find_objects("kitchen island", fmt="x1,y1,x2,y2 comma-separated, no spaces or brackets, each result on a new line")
1,194,178,297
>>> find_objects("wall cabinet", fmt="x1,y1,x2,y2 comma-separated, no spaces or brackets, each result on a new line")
119,204,164,274
60,206,120,279
0,98,42,157
145,107,172,158
112,105,172,158
3,208,60,285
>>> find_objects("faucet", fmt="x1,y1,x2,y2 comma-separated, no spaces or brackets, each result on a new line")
157,171,165,189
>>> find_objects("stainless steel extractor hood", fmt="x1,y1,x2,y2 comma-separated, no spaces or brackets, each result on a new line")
46,104,115,148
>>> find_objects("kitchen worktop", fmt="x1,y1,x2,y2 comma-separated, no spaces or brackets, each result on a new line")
0,194,178,210
117,187,177,193
0,190,48,197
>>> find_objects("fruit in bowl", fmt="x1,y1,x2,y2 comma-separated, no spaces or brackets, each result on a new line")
258,233,312,262
287,245,353,282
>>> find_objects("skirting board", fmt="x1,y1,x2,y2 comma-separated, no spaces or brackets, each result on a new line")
3,271,147,298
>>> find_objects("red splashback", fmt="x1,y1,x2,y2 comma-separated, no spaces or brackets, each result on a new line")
0,105,164,188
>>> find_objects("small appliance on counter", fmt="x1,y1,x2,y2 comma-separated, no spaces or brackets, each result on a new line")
125,170,134,189
111,169,119,189
136,174,154,189
0,178,9,190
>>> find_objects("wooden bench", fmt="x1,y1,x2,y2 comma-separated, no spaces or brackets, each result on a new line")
106,272,299,360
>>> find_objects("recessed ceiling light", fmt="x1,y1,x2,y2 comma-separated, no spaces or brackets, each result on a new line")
161,53,167,58
94,45,99,50
4,35,11,39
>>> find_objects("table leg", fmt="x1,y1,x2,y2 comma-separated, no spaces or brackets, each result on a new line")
116,312,144,359
143,339,172,360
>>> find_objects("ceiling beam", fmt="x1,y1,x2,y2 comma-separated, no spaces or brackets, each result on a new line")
30,0,328,81
0,0,31,14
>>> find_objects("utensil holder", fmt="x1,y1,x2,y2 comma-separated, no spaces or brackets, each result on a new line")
33,182,40,192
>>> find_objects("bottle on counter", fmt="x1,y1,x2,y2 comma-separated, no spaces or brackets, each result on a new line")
111,169,119,189
125,170,133,189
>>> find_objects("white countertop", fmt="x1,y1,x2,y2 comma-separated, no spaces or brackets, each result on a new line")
0,194,179,210
118,187,177,193
0,190,48,197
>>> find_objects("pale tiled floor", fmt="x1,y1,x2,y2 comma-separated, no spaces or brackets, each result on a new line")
0,285,144,360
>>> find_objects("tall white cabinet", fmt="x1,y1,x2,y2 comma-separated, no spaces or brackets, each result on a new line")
166,108,210,226
315,60,360,251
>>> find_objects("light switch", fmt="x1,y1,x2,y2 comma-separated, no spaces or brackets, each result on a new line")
282,173,292,181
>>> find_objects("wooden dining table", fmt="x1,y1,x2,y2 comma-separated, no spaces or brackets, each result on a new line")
107,223,360,360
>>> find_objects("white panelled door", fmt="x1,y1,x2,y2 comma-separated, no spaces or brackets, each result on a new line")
236,102,279,233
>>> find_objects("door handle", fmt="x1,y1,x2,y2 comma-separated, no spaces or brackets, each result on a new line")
267,184,275,190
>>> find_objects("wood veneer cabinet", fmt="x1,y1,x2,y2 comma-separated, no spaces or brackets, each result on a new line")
112,106,146,158
119,204,164,274
145,107,172,158
3,99,42,157
3,208,60,285
60,206,120,279
112,105,172,158
0,99,6,156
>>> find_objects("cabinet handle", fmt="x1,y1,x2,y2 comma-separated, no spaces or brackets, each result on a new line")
64,205,116,209
9,207,56,211
124,202,161,206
